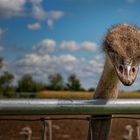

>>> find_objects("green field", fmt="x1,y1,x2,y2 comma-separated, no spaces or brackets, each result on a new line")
37,91,140,99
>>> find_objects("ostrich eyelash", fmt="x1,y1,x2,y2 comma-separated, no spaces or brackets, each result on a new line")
107,45,116,53
103,42,117,54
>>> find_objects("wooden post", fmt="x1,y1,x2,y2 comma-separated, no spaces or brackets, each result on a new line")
88,115,112,140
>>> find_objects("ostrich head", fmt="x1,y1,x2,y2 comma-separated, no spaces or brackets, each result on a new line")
104,24,140,86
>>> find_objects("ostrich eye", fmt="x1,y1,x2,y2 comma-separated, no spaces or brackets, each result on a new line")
104,42,117,54
107,45,116,53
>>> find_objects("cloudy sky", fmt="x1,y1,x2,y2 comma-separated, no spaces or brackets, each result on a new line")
0,0,140,90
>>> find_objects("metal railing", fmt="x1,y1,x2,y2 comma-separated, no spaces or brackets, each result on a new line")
0,99,140,115
0,99,140,140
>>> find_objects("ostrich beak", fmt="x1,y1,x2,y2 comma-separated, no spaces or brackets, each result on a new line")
115,62,139,86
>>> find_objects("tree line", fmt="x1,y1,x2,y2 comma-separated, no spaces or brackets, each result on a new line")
0,58,95,98
0,72,95,98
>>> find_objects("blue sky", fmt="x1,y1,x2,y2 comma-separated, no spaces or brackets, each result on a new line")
0,0,140,90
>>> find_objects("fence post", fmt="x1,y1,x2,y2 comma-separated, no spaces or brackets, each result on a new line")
42,119,47,140
87,115,112,140
47,120,52,140
41,119,52,140
136,121,140,140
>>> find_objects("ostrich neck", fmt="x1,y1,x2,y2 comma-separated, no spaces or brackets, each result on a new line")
94,56,120,99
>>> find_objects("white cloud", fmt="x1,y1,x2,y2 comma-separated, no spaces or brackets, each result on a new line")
29,0,64,28
46,10,64,28
60,40,79,51
0,0,26,18
27,22,41,30
15,53,79,76
33,39,56,53
30,0,64,22
31,6,64,21
31,3,46,20
60,40,97,52
0,0,65,29
60,54,77,62
81,41,97,51
47,10,64,20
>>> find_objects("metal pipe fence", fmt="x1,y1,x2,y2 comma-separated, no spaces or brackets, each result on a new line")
0,99,140,140
0,99,140,115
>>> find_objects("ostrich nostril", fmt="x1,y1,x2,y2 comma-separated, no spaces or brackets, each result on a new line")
132,67,135,73
119,65,123,74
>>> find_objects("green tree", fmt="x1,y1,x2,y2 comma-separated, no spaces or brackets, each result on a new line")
0,71,15,97
47,73,64,90
88,87,95,92
17,74,45,97
66,74,82,91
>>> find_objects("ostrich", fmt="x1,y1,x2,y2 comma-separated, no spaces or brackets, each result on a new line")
88,24,140,140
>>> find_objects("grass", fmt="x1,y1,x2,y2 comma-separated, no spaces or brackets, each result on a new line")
37,90,140,99
118,91,140,98
37,91,93,99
